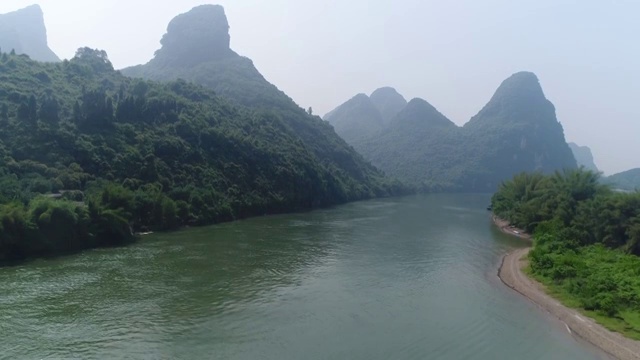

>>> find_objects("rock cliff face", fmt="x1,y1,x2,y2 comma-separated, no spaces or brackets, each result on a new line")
327,72,578,191
569,143,599,172
0,5,59,62
152,5,235,67
462,72,577,190
123,5,270,106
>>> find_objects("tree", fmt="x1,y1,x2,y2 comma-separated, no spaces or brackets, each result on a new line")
28,95,38,124
0,103,8,124
38,96,60,125
73,47,114,72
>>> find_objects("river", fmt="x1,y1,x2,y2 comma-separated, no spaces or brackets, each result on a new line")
0,194,608,359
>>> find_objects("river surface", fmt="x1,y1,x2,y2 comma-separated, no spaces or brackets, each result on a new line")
0,194,608,359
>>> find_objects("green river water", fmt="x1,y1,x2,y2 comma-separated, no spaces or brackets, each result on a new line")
0,194,609,359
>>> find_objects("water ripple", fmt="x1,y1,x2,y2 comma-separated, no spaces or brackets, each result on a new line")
0,194,605,360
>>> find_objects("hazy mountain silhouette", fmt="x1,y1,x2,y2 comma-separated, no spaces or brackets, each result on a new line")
123,5,272,105
0,5,59,62
604,168,640,191
569,142,599,172
327,72,577,191
323,93,385,144
369,87,407,124
462,72,577,189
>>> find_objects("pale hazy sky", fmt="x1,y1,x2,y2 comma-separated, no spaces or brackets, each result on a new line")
1,0,638,174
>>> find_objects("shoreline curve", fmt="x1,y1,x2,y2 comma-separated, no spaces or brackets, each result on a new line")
494,216,640,360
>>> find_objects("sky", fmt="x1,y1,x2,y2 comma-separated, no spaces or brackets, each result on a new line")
0,0,638,175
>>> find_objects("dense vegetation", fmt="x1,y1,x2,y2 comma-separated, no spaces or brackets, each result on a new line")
604,168,640,192
122,5,384,194
492,169,640,337
326,72,578,192
355,98,471,192
0,48,402,263
323,87,408,145
323,93,386,145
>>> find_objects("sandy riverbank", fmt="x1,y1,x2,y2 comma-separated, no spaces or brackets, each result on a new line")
494,216,640,360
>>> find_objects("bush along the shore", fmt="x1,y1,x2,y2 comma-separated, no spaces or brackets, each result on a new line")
492,168,640,338
0,48,406,264
0,190,134,262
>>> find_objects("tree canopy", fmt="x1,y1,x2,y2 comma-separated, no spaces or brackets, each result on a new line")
492,168,640,337
0,49,404,263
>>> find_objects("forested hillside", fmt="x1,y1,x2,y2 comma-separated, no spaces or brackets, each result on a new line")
604,168,640,191
355,98,467,191
369,87,407,124
491,169,640,337
122,5,384,192
323,93,385,144
326,72,577,192
0,49,401,263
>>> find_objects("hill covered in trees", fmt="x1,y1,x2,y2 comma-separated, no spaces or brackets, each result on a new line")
122,5,396,197
122,4,380,189
569,142,599,172
491,169,640,337
604,168,640,191
369,87,407,124
323,86,407,145
326,72,578,192
322,93,385,145
0,48,401,263
0,5,59,62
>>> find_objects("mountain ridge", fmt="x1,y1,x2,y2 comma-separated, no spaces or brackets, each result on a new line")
604,168,640,191
327,71,577,191
122,4,402,195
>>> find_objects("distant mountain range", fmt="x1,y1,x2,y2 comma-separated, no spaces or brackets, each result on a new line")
325,72,578,191
0,3,586,200
0,4,59,62
568,143,599,172
603,168,640,191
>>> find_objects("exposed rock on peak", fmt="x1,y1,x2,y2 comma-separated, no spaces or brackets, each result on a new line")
370,87,407,124
569,143,599,172
0,4,59,62
123,5,395,199
153,4,235,66
464,72,576,186
123,4,276,109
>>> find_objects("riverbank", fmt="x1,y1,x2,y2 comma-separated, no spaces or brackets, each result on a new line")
494,216,640,360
